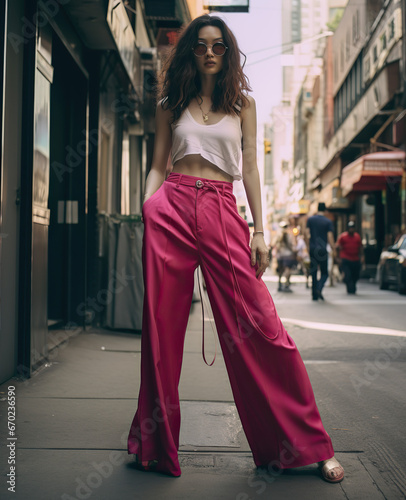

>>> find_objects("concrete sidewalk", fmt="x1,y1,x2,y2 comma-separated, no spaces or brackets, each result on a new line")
0,279,401,499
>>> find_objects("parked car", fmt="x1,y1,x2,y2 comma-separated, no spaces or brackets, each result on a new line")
377,234,406,294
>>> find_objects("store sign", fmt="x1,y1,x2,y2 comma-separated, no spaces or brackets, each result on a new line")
204,0,249,12
290,199,310,214
363,160,405,173
298,199,310,214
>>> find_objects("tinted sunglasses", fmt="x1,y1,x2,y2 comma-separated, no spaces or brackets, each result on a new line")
192,42,228,57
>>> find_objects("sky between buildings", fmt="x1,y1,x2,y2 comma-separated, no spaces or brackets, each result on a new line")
213,0,283,197
216,0,284,130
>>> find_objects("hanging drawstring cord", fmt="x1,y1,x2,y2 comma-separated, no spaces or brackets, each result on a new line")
197,266,217,366
202,181,278,359
198,182,244,367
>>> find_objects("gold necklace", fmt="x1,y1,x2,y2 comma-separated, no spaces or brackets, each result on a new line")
196,95,213,122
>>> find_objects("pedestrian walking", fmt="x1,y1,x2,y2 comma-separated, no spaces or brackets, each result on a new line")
327,243,334,286
336,221,364,294
127,14,344,483
295,228,311,288
275,221,297,292
266,239,273,269
305,202,336,301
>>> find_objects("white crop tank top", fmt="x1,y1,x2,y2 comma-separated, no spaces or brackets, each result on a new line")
170,104,243,181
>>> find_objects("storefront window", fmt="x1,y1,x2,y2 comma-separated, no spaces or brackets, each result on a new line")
361,194,376,245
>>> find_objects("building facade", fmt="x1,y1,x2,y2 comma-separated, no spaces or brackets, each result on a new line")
269,0,349,224
0,0,199,384
317,0,405,275
273,0,405,279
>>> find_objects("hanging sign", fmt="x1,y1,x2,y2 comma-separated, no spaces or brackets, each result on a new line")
204,1,249,13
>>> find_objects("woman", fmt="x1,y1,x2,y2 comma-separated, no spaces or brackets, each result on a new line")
275,221,297,293
295,227,311,288
127,14,344,483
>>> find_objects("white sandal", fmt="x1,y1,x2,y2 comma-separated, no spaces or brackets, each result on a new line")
319,457,344,483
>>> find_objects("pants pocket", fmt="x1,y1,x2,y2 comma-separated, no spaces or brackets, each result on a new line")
142,183,165,215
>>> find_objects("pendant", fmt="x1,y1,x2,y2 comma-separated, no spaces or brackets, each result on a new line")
203,114,208,122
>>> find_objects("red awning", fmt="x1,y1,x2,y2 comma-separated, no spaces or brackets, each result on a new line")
341,151,406,196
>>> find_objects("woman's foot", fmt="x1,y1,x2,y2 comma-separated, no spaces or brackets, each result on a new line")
133,454,158,472
133,454,182,477
318,456,344,483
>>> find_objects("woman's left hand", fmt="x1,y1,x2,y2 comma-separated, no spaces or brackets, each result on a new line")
251,234,269,278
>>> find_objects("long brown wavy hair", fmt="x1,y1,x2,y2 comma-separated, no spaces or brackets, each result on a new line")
158,14,252,123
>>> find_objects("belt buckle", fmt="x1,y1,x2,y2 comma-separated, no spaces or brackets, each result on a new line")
196,180,204,188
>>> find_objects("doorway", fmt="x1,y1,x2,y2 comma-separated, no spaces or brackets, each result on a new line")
48,34,88,331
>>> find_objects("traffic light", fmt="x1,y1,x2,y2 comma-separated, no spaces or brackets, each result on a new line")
264,139,272,154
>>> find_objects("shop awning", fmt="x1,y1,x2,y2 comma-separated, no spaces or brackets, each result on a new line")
341,151,406,197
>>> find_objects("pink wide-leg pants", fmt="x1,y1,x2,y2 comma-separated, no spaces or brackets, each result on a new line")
127,172,334,476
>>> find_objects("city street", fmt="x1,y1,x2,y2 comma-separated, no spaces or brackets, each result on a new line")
1,271,405,499
265,273,406,498
1,1,406,499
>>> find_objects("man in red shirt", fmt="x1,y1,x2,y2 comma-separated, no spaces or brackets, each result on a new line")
336,221,364,294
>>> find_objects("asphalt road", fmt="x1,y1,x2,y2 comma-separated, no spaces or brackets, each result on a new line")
263,273,406,498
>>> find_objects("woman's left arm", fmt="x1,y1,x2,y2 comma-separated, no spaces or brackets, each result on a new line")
241,95,269,279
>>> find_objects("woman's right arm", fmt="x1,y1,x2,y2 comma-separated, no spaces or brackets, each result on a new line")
143,99,173,204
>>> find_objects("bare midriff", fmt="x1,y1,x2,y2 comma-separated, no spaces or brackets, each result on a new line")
172,154,234,183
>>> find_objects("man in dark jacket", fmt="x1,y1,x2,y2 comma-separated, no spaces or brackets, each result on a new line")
305,203,336,301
